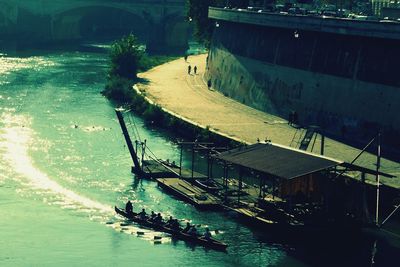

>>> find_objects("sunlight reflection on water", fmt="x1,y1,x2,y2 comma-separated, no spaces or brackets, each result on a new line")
0,113,111,213
0,55,57,75
0,111,169,246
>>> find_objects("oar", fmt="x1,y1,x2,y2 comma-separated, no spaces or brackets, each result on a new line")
179,218,192,223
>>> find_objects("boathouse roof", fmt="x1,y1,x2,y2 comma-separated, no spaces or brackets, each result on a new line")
214,142,343,180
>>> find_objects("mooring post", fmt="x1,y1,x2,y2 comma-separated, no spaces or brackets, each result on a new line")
135,140,139,161
141,139,146,172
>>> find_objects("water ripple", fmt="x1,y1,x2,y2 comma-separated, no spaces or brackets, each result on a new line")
0,112,169,247
0,113,111,214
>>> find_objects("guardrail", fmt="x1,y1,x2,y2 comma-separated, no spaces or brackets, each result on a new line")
208,7,400,40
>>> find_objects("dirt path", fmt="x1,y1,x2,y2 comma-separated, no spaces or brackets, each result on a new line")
136,54,400,187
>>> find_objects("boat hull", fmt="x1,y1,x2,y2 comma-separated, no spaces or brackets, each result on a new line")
114,206,227,251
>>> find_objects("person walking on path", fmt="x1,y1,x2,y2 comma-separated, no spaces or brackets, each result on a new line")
184,54,188,62
194,66,197,75
207,79,212,90
188,65,191,75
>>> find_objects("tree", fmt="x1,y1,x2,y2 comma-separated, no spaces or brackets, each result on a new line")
187,0,215,47
187,1,250,46
109,34,144,80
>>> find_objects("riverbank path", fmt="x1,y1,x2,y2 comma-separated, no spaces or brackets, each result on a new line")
136,54,399,188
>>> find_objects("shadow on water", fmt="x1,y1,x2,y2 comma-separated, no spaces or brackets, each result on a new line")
216,202,400,267
131,176,143,191
238,221,400,267
0,40,110,57
286,233,372,267
170,236,227,254
119,116,400,266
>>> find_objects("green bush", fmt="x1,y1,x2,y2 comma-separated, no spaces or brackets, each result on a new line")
102,76,135,103
142,104,164,124
103,34,178,104
109,34,143,80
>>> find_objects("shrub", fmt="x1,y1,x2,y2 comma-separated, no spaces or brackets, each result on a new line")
102,76,135,103
109,34,144,80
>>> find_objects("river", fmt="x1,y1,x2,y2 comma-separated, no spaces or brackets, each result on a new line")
0,47,396,266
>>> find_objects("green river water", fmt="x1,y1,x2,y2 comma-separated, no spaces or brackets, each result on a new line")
0,47,397,266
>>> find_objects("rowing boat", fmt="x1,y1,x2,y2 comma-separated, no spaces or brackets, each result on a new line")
114,206,228,251
193,179,223,193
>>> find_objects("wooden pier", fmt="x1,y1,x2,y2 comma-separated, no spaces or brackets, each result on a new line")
141,160,179,178
225,205,278,226
142,160,207,180
157,178,222,209
116,109,398,236
116,108,218,210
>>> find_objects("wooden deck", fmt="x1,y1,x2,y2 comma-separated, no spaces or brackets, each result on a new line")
141,160,294,226
179,169,208,180
235,207,277,225
156,178,221,209
141,160,207,179
141,160,178,178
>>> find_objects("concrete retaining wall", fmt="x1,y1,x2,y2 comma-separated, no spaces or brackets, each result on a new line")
206,19,400,146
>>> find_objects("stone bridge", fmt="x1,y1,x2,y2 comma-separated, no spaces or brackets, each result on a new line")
0,0,190,53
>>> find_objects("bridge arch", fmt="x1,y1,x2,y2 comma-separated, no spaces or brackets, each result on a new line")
160,13,190,53
51,6,151,42
0,1,190,54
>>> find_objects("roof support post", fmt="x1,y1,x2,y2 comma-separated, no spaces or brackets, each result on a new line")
375,132,381,226
259,175,263,199
238,167,243,206
272,177,276,200
361,172,370,223
210,156,214,180
320,133,325,156
191,143,195,179
224,162,228,203
207,149,210,179
179,143,183,177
